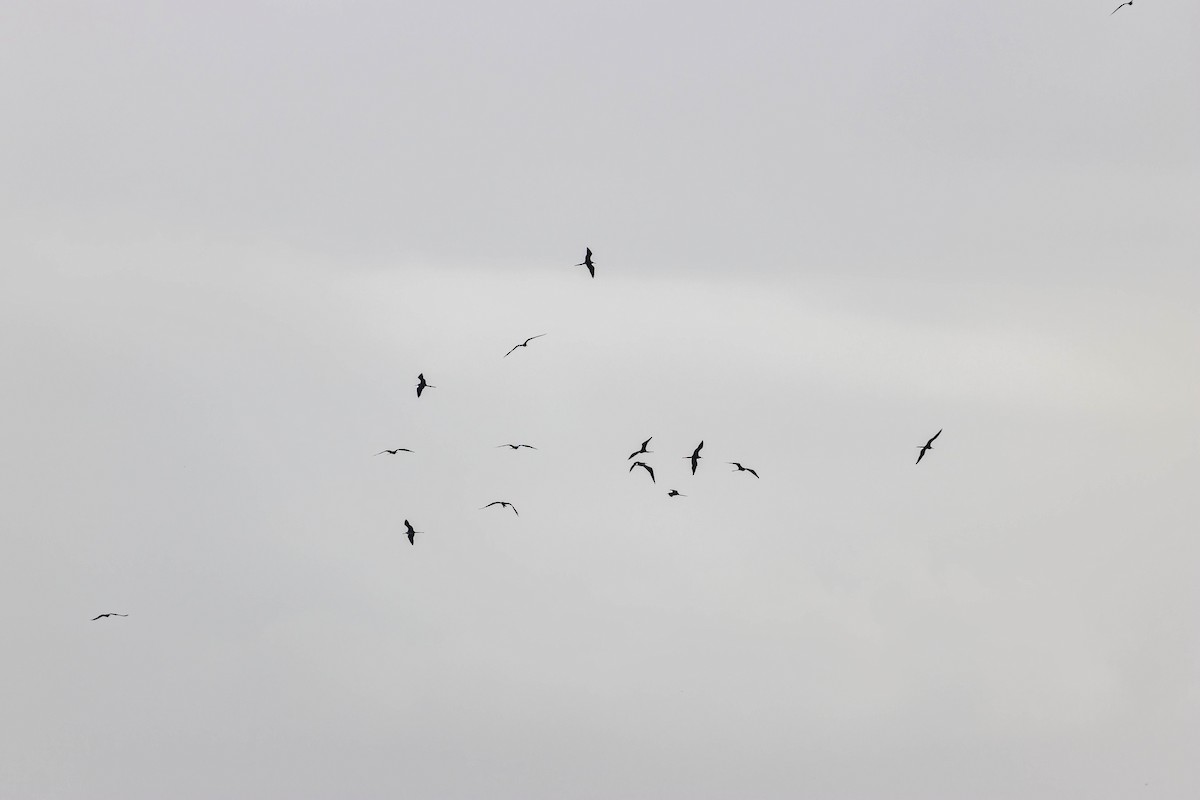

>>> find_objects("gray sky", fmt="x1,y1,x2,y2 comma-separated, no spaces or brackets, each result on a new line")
2,2,1198,798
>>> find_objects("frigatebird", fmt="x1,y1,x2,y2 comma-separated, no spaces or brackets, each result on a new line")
497,443,537,450
915,429,942,465
575,248,595,278
1111,0,1132,13
684,441,704,475
667,489,686,497
504,334,547,358
629,461,655,483
628,437,653,460
91,613,128,621
402,519,422,545
416,373,436,398
375,448,413,456
481,501,519,516
729,462,760,478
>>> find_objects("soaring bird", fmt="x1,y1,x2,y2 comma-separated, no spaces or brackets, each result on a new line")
915,429,942,465
91,613,128,621
402,519,423,545
481,501,519,516
667,489,686,497
416,373,436,398
684,441,704,475
375,448,413,456
504,333,548,358
575,247,595,278
627,437,653,460
630,461,655,483
497,443,537,450
1111,0,1132,13
729,462,760,478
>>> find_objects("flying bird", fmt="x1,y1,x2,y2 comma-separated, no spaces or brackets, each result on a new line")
497,443,537,450
504,333,548,358
481,501,519,516
729,462,760,478
575,247,595,278
402,519,423,545
91,613,128,621
915,429,942,465
1111,0,1132,13
684,441,704,475
667,489,686,497
629,461,655,483
627,437,653,460
416,373,436,398
375,448,413,456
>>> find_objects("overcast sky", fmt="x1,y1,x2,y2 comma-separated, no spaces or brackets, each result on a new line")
2,2,1198,798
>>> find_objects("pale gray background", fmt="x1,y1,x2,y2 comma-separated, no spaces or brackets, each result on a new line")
2,2,1198,798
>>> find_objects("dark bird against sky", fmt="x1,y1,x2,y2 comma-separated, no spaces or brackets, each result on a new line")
630,461,655,483
503,333,547,358
481,501,519,516
497,443,537,450
575,247,595,278
684,441,704,475
916,429,942,465
91,613,128,621
1111,0,1132,13
375,448,413,456
416,373,435,398
667,489,685,497
628,437,653,460
729,462,760,478
403,519,422,545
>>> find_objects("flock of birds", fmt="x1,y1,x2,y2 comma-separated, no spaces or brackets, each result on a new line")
89,246,948,624
375,249,942,550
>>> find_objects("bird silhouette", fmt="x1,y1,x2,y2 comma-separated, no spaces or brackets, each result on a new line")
1111,0,1132,13
684,441,704,475
667,489,686,497
627,437,653,460
416,373,436,398
497,443,537,450
375,448,413,456
575,247,595,278
729,462,760,478
91,613,128,621
402,519,423,545
504,333,548,358
915,429,942,465
630,461,655,483
481,501,519,516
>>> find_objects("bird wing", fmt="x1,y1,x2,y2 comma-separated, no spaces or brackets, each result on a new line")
404,520,414,533
503,344,520,357
695,441,704,455
482,502,500,509
927,429,942,445
510,505,519,516
587,264,594,278
416,384,424,397
92,614,105,620
407,532,415,544
642,437,652,449
916,449,926,464
747,468,759,478
645,464,655,482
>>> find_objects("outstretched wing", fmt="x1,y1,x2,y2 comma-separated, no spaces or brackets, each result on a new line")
747,468,759,478
927,429,942,446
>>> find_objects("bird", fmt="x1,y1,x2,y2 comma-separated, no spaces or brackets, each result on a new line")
575,247,595,278
915,429,942,465
629,461,655,483
402,519,422,545
627,437,653,460
729,462,760,478
416,373,436,398
91,613,128,621
504,333,548,358
375,448,413,456
481,501,519,516
497,443,537,450
684,441,704,475
1111,0,1132,13
667,489,686,497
